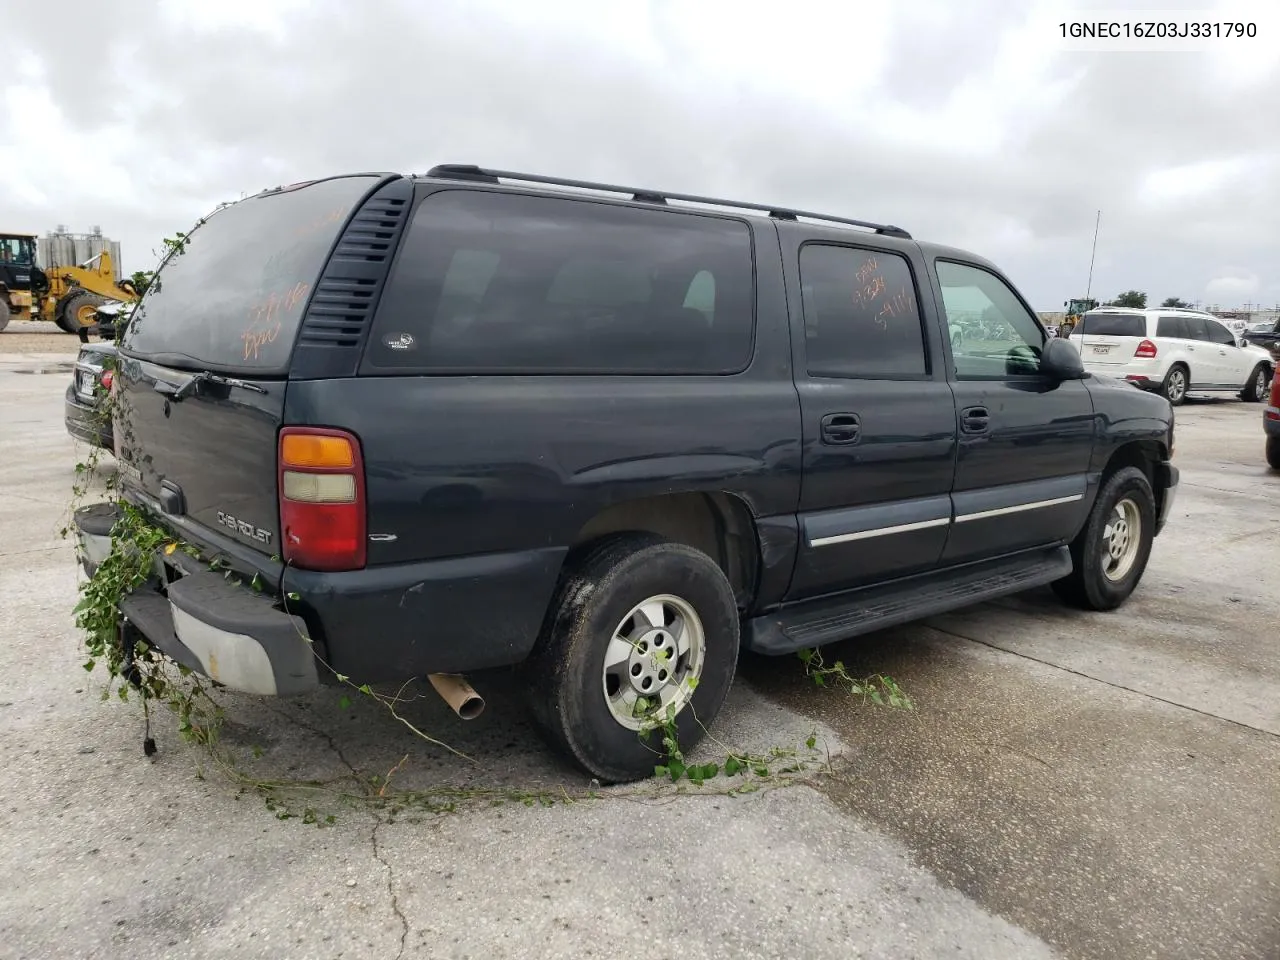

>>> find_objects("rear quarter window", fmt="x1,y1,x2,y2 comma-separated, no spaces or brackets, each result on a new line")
363,190,755,374
1079,312,1147,337
121,175,378,373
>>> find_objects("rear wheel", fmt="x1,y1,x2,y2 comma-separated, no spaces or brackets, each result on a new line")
1160,364,1188,406
1267,437,1280,471
1052,466,1156,611
523,533,739,783
55,291,106,334
1241,364,1270,403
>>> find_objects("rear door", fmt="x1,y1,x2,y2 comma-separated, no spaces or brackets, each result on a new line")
1180,315,1221,385
778,227,958,601
114,175,386,555
1155,314,1195,359
1076,310,1148,367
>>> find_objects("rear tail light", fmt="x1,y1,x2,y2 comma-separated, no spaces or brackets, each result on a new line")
278,427,366,571
1135,339,1158,359
1269,369,1280,412
100,370,113,391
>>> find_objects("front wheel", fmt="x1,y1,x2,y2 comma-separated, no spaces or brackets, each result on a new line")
1052,466,1156,611
54,290,106,334
1242,364,1271,403
523,534,739,783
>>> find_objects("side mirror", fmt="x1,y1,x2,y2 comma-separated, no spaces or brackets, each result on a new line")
1041,337,1086,380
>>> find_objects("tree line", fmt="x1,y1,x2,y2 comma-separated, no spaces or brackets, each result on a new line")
1105,292,1190,309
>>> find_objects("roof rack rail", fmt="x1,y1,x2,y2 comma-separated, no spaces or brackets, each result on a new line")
424,164,912,240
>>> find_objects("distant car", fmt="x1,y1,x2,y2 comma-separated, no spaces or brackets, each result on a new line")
1243,319,1280,359
64,341,116,452
1075,306,1273,406
1266,367,1280,469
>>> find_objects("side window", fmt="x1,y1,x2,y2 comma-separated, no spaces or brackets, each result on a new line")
365,190,755,374
935,260,1045,379
798,244,928,379
1204,319,1236,345
1156,315,1187,338
1183,316,1212,341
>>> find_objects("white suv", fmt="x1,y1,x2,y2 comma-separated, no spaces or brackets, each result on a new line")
1072,307,1273,406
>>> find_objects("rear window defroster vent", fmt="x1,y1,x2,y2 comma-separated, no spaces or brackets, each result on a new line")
291,177,413,379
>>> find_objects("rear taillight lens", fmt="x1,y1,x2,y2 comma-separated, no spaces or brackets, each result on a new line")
278,427,366,571
1269,369,1280,409
1135,339,1158,359
100,370,113,391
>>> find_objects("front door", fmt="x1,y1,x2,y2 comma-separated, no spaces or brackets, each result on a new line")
780,231,958,601
931,259,1097,564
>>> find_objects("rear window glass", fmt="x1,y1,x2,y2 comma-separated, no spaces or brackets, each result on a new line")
1079,312,1146,337
1156,315,1189,338
121,176,377,372
363,190,755,374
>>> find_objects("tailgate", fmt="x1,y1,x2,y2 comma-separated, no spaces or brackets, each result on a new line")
115,358,285,554
1078,335,1137,365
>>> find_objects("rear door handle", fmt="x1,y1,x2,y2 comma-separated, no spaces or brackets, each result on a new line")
820,413,861,444
961,405,990,434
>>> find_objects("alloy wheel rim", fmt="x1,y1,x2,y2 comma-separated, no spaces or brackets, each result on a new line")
1101,497,1142,582
600,594,706,731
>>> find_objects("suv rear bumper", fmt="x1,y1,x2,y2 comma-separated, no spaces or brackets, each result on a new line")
74,500,565,694
74,504,318,696
1153,460,1179,536
64,384,113,451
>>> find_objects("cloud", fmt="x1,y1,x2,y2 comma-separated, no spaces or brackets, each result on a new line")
1205,270,1261,303
2,0,1276,310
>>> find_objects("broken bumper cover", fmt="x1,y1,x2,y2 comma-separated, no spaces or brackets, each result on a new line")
73,504,319,696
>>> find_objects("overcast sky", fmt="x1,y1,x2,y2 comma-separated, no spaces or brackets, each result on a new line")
3,0,1278,311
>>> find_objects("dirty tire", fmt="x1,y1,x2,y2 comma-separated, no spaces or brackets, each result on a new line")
1241,364,1270,403
1267,437,1280,471
1160,364,1188,406
523,533,739,784
55,290,105,334
1052,466,1156,612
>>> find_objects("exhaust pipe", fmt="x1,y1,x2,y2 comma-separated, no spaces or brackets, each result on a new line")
427,673,485,720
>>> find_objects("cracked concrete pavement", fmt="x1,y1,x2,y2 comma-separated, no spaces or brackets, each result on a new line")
0,361,1276,960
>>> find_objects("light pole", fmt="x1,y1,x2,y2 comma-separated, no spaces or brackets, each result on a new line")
1085,209,1101,301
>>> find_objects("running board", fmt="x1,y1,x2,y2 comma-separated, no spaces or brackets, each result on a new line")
743,546,1072,655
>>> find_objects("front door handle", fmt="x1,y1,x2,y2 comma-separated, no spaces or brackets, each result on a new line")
821,413,861,444
961,405,990,434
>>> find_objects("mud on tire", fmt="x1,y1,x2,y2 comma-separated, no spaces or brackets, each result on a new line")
523,533,739,783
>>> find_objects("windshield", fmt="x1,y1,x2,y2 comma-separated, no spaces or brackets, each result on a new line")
0,236,35,265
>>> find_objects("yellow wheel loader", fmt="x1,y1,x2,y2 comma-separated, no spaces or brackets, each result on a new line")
1,231,138,334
